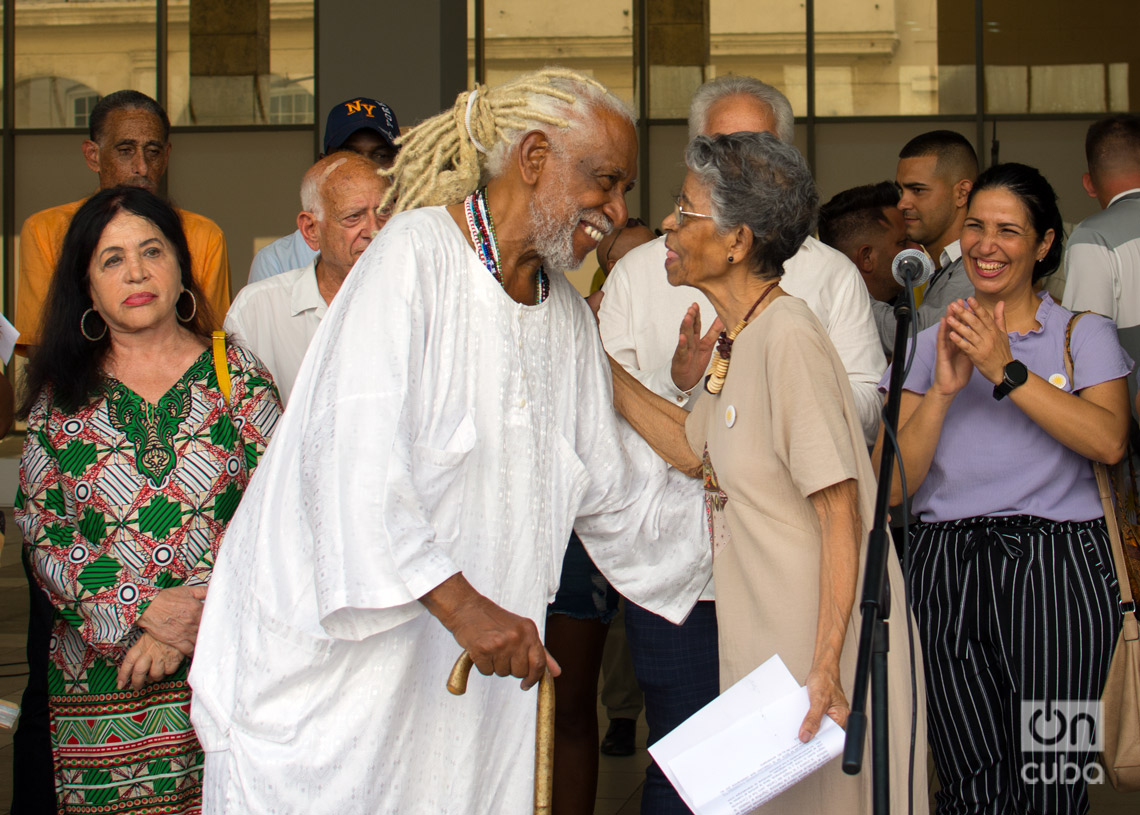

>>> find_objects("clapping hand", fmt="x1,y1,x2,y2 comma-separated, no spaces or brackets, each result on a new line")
944,297,1014,385
931,303,976,399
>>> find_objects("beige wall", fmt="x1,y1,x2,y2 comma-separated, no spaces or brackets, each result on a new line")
167,131,314,290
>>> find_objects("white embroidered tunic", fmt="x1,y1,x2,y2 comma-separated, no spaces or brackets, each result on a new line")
189,207,708,813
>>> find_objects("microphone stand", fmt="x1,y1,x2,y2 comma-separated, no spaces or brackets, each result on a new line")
842,280,915,814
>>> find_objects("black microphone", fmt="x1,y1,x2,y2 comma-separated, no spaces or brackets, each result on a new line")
891,248,934,288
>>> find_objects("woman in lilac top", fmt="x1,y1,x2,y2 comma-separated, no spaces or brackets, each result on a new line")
878,163,1132,815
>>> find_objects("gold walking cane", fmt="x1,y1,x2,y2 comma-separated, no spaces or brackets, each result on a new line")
447,651,555,815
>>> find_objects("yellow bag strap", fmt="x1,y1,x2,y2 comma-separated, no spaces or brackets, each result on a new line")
212,330,231,405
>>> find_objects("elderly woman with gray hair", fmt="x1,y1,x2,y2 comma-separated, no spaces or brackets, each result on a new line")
611,132,925,813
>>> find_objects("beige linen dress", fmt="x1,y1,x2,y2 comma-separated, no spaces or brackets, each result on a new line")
685,295,927,814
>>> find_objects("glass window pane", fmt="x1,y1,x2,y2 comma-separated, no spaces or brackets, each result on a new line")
15,0,157,128
167,0,314,126
982,0,1134,114
268,0,315,120
477,0,635,109
810,0,976,117
711,0,807,116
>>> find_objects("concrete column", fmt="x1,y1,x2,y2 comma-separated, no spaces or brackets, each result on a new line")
646,0,709,118
317,0,467,132
189,0,270,125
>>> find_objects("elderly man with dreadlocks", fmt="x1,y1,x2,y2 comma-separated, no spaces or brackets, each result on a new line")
188,69,710,813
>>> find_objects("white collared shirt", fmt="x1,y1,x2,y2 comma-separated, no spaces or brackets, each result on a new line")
225,257,328,404
940,238,962,271
1109,187,1140,207
599,235,886,444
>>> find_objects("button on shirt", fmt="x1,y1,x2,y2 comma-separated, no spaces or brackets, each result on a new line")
225,258,327,404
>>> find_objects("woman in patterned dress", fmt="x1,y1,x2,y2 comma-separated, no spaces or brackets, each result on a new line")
15,186,282,814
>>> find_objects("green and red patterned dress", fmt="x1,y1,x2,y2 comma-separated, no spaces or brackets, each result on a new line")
15,344,281,815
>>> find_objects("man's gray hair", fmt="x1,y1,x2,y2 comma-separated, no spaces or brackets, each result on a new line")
300,157,346,221
685,132,817,277
299,154,374,221
688,76,794,144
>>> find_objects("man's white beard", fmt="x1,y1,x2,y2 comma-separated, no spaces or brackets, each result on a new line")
528,181,613,274
529,195,580,274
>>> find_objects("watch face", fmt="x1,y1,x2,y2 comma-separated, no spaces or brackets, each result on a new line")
1006,360,1028,386
994,360,1029,401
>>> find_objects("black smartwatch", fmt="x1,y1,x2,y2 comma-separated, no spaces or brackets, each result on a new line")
993,360,1028,401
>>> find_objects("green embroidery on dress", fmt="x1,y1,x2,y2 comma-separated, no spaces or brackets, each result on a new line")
104,353,212,486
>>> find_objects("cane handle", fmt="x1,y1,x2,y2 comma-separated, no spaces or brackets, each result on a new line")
446,651,556,815
447,651,475,695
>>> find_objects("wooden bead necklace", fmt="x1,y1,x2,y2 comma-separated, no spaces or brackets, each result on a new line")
704,279,781,395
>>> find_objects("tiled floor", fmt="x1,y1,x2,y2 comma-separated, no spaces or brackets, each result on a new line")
594,717,649,815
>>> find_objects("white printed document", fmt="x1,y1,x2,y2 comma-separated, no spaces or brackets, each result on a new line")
649,654,846,814
0,313,17,364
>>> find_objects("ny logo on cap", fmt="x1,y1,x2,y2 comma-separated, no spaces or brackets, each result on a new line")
345,100,377,118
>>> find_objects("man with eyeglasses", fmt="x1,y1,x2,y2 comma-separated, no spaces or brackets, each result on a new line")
596,75,886,815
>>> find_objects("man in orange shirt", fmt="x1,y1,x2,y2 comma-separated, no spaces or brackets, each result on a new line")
16,89,230,351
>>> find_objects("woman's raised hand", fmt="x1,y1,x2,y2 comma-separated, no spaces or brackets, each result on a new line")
671,303,723,393
944,297,1014,385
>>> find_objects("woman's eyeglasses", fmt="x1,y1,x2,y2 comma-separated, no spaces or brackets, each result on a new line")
672,198,715,227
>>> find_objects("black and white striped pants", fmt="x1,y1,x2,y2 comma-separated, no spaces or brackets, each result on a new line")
909,515,1121,815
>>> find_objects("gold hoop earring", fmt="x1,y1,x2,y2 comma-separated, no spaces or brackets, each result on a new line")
80,308,107,342
176,290,198,323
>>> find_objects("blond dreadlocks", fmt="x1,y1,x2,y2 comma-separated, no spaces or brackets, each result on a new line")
381,67,632,214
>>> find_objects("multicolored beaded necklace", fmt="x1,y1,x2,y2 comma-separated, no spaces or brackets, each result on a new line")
464,187,550,304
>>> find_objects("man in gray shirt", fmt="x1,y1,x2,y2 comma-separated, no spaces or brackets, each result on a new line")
1062,114,1140,408
872,130,978,355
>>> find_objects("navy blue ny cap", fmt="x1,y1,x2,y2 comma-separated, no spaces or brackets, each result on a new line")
323,97,400,155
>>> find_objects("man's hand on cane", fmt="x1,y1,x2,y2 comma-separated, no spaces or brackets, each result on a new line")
421,573,561,690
